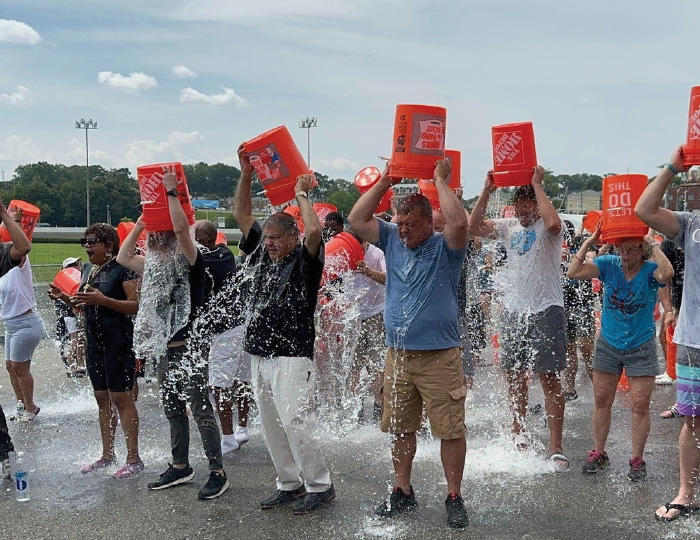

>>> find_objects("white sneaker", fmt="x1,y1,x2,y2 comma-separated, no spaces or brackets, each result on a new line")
1,459,10,480
221,434,239,455
655,372,674,386
9,401,24,422
234,426,250,446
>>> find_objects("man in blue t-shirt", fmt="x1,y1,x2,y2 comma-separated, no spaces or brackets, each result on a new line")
349,159,470,529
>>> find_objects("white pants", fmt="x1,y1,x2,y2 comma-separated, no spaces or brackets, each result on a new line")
251,354,332,493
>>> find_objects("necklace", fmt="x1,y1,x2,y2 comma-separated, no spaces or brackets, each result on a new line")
84,257,115,290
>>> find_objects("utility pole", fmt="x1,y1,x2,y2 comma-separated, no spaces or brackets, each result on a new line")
298,117,317,167
75,119,98,227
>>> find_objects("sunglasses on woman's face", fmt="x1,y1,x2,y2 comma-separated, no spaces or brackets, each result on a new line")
80,238,103,247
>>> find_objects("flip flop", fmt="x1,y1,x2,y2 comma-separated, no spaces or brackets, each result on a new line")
660,405,683,419
655,503,700,522
550,452,570,471
19,407,40,422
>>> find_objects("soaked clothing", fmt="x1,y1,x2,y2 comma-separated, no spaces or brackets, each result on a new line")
660,239,684,310
376,219,465,351
562,269,596,341
593,255,662,350
202,244,235,300
80,259,138,392
169,252,206,343
592,335,659,377
239,224,324,359
0,243,19,459
677,345,700,416
4,312,43,363
670,212,699,349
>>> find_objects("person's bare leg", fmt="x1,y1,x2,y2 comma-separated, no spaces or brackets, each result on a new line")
441,436,466,494
235,381,251,427
213,387,234,435
505,370,528,440
94,390,117,460
591,370,618,451
11,361,38,413
563,340,578,394
132,378,139,402
110,391,141,464
539,373,565,454
392,432,416,493
579,337,594,380
5,360,23,404
628,376,655,459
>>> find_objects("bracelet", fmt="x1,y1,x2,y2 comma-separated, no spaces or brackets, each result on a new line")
296,191,308,198
575,255,585,263
666,162,679,175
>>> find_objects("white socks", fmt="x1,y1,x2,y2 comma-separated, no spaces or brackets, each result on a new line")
221,434,240,455
234,426,249,446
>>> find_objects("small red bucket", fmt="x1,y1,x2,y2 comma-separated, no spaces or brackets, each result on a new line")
617,368,630,392
501,206,516,218
243,126,312,206
388,104,446,181
600,174,648,244
137,163,195,232
54,267,81,296
666,325,677,380
583,211,602,233
215,231,227,246
491,122,537,187
0,200,41,242
353,166,393,214
116,222,147,249
444,149,461,190
418,179,440,210
313,203,337,222
283,205,305,234
683,86,700,167
325,231,364,277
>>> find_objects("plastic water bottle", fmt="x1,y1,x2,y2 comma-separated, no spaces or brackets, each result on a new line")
8,450,17,480
14,452,29,502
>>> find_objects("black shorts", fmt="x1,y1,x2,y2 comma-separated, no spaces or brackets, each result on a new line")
86,339,136,393
565,309,595,341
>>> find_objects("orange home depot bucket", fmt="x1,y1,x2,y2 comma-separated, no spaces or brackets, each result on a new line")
53,267,81,296
0,200,41,242
116,222,147,248
388,104,446,181
243,126,311,207
215,231,227,246
283,204,305,235
666,325,677,380
617,368,630,392
444,149,461,190
137,163,195,232
583,211,602,233
501,205,516,218
354,166,393,214
418,179,440,210
491,122,537,187
683,86,700,167
324,231,364,275
313,203,337,222
600,174,648,244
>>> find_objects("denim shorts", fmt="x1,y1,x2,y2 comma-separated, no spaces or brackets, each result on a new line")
592,335,659,377
5,312,44,362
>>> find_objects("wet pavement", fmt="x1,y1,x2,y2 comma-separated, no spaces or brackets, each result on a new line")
0,296,698,539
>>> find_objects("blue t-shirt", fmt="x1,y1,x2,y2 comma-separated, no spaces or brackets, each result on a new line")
376,219,466,350
594,255,662,350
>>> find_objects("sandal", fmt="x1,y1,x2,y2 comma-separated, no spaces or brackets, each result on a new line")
19,407,40,422
655,502,700,522
81,457,117,474
549,452,570,471
660,404,683,419
113,461,144,479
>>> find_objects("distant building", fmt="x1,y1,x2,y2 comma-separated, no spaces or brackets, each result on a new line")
565,190,602,214
665,183,700,213
392,182,419,205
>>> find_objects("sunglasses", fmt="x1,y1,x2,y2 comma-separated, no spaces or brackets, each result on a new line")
80,238,103,247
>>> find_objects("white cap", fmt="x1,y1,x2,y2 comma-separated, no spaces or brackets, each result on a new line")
62,257,81,269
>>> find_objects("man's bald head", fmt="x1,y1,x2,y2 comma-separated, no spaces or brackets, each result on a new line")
195,220,218,249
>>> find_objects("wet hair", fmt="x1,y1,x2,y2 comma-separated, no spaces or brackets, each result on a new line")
147,229,177,250
195,219,217,247
324,212,344,227
397,193,432,219
617,238,652,261
84,223,119,252
512,185,537,204
263,212,299,238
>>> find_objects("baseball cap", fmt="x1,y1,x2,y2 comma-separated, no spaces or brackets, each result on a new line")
62,257,81,269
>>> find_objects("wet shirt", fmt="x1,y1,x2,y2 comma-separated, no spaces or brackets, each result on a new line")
376,219,465,351
351,243,386,321
0,258,36,319
457,239,479,315
493,218,564,314
594,255,662,350
202,245,236,300
240,224,324,359
0,243,19,276
660,239,684,310
169,251,206,343
671,212,700,349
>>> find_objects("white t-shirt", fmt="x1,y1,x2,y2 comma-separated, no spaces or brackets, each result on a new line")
352,244,386,320
0,257,37,320
493,217,564,314
671,212,700,349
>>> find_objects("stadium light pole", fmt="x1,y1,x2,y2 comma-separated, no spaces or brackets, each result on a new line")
75,119,97,227
298,117,317,167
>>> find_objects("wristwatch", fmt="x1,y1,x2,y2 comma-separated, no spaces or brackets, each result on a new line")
166,188,180,198
296,191,308,198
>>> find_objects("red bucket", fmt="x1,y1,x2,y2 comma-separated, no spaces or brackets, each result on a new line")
617,368,630,392
388,104,446,181
600,174,648,244
491,122,537,187
501,206,516,218
418,179,440,210
583,211,602,233
283,204,305,234
116,222,147,249
137,163,195,232
53,267,81,296
313,203,337,222
353,166,393,214
324,232,364,276
683,86,700,168
444,149,461,190
666,325,677,380
243,126,312,206
215,231,227,246
0,200,41,242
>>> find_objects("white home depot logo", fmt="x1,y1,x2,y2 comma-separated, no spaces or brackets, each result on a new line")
606,180,633,218
139,173,162,203
494,131,524,166
689,96,700,140
415,120,445,152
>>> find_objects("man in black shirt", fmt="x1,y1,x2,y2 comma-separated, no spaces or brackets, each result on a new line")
234,143,334,515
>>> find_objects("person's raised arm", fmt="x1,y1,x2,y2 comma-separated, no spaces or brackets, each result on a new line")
348,165,392,244
233,144,256,238
635,146,684,238
567,226,601,280
645,235,674,285
469,172,499,239
531,166,561,236
0,196,31,262
116,215,146,274
295,174,322,258
162,165,198,265
434,159,468,250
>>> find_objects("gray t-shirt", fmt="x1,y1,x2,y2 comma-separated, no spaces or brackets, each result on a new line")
0,243,19,277
671,212,700,349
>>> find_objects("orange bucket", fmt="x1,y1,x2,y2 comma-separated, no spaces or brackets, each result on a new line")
353,166,393,214
116,222,147,248
617,368,630,392
0,200,41,242
313,203,337,223
215,231,227,246
324,232,364,276
243,126,311,206
444,149,461,190
388,104,446,181
600,174,648,244
501,205,516,218
683,86,700,167
53,267,82,296
137,163,195,232
583,211,602,233
418,179,440,210
283,204,305,234
666,325,677,380
491,122,537,187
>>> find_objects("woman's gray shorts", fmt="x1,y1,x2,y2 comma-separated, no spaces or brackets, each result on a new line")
5,312,44,363
592,335,659,377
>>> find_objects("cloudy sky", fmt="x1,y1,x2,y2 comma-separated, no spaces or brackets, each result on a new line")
1,0,699,198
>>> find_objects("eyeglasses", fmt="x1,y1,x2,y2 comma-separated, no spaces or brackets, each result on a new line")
80,238,103,247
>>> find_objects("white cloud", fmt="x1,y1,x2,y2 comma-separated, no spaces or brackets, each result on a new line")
179,86,248,107
0,135,43,163
168,131,204,145
0,19,42,44
314,157,360,173
0,86,34,106
172,65,197,79
97,71,158,93
123,131,204,167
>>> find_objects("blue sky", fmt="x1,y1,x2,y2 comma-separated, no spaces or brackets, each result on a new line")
1,0,699,198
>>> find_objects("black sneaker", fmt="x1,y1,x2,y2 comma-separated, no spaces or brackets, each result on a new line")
375,486,417,517
198,471,229,499
147,463,194,490
445,493,469,528
627,457,647,482
260,485,307,509
582,450,610,474
291,484,336,514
